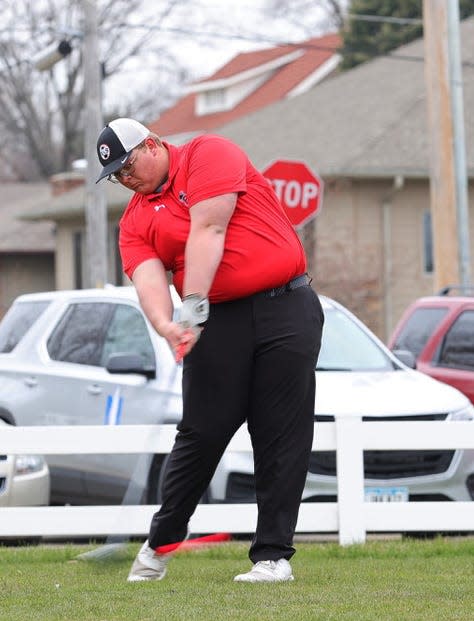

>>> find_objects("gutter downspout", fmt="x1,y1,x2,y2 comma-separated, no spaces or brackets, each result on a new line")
382,175,404,340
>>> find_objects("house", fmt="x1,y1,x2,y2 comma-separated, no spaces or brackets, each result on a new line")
149,33,342,141
213,18,474,339
14,23,474,340
0,182,55,318
20,177,130,291
8,33,342,312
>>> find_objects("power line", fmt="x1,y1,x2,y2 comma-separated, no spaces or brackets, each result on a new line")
0,11,425,38
347,13,423,26
3,17,474,73
106,24,474,70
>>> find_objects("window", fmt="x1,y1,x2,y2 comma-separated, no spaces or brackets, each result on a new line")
47,302,155,369
423,211,434,273
317,308,393,371
196,88,227,115
101,304,155,368
438,310,474,370
73,231,84,289
47,303,114,366
393,307,448,359
0,301,50,353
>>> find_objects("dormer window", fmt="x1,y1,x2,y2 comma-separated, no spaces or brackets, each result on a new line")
190,49,304,117
200,88,226,114
194,74,269,117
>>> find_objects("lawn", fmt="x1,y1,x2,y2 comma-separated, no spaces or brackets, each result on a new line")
0,537,473,621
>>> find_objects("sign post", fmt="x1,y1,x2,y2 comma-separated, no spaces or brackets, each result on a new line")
262,160,323,228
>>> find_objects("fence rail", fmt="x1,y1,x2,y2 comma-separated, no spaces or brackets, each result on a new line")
1,419,473,545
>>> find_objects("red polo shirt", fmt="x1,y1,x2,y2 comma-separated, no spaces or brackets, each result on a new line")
119,134,306,302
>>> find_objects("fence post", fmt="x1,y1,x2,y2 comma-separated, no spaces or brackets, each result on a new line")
335,414,365,545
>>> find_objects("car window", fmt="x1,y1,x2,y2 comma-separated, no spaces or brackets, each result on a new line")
0,301,50,353
47,301,156,369
438,310,474,371
317,308,393,371
47,303,114,366
100,304,155,368
393,307,448,358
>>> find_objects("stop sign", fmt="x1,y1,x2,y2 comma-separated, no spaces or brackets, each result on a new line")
262,160,323,228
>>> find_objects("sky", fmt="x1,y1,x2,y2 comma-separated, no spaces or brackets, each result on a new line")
166,0,330,79
103,0,335,111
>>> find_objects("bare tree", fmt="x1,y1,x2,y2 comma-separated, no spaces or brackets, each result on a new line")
0,0,193,180
0,0,342,181
262,0,349,34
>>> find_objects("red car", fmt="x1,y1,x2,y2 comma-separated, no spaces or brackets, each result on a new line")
388,286,474,405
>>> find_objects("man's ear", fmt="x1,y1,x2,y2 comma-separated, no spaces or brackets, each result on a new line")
145,137,159,151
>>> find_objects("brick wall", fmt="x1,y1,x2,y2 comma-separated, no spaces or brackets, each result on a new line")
302,177,440,342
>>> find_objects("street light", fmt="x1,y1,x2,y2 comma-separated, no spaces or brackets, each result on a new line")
32,40,73,72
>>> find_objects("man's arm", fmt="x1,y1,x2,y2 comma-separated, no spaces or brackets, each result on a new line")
183,192,237,297
132,258,194,357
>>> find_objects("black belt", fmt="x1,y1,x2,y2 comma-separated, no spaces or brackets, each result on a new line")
261,274,310,298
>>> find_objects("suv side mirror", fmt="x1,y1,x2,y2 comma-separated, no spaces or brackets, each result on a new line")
392,349,417,369
106,353,156,380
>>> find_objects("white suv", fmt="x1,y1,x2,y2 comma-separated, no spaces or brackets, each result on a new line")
0,298,50,510
0,286,472,506
0,419,49,509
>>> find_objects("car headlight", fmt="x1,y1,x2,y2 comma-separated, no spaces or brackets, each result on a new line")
14,455,46,475
448,404,474,421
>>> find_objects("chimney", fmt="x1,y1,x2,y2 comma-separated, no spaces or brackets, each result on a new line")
49,171,85,196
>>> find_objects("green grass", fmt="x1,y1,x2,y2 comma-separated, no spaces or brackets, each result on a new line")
0,537,473,620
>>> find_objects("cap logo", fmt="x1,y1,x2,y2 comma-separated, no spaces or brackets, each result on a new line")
99,144,110,160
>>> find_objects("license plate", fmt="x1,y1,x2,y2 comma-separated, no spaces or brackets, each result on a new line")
364,486,409,502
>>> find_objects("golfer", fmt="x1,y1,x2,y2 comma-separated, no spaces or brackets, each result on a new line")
96,118,324,583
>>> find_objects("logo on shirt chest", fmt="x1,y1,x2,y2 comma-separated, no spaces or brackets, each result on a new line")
154,204,166,212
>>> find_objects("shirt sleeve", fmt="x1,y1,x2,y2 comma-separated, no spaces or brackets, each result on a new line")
119,215,158,279
185,136,248,206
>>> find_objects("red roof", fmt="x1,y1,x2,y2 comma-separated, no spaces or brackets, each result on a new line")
149,33,341,137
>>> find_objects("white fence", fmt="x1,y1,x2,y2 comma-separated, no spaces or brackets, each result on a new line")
1,418,473,545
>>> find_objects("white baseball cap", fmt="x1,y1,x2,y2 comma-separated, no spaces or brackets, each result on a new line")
96,118,150,182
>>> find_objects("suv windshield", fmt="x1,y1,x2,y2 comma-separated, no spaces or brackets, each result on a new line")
317,307,393,371
393,307,448,358
0,301,50,353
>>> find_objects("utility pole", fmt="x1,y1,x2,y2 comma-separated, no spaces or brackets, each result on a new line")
423,0,470,290
83,0,107,288
447,1,471,287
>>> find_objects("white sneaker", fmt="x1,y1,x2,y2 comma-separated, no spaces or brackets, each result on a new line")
127,540,170,582
233,559,294,583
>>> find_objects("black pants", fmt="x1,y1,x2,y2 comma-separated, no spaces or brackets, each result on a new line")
149,283,324,562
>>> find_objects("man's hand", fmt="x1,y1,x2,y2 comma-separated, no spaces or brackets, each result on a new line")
157,320,200,363
179,294,209,328
174,295,209,362
174,329,199,363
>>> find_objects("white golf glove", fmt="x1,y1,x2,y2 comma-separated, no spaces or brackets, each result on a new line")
179,294,209,329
